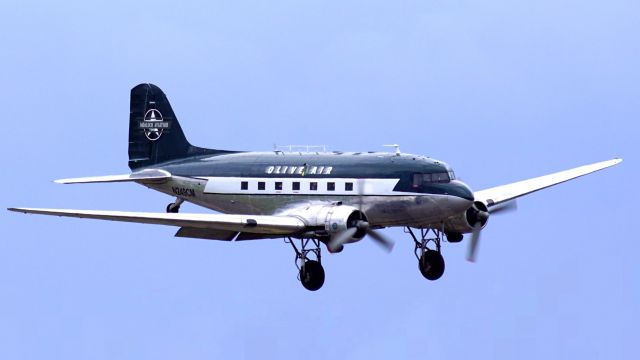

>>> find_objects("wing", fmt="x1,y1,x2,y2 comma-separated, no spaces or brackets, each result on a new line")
474,158,622,207
54,169,171,184
7,207,306,240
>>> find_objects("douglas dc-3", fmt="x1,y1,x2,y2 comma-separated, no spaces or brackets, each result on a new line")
9,84,622,291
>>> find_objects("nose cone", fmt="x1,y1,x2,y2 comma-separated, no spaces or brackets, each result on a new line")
445,181,474,214
449,181,474,202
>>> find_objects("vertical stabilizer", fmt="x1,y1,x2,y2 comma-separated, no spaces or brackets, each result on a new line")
128,83,229,170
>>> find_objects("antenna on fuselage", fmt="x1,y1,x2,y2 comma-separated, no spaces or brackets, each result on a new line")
383,144,401,156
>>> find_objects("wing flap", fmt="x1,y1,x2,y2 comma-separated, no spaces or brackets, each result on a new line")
474,158,622,207
54,169,171,184
7,207,306,235
175,227,239,241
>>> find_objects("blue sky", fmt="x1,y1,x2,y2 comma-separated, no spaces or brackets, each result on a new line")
1,0,637,359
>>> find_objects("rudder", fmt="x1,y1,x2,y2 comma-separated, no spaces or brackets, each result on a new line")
128,83,225,170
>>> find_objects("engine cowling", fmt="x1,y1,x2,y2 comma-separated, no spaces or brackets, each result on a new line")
442,201,490,234
292,204,367,243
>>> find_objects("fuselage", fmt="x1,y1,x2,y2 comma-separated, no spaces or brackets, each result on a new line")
143,150,475,228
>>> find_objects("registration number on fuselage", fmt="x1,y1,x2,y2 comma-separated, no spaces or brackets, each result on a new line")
172,187,196,197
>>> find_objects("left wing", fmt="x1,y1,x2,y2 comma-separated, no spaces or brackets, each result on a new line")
474,158,622,208
7,208,306,239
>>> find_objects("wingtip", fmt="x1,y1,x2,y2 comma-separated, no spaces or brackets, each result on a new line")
606,158,623,167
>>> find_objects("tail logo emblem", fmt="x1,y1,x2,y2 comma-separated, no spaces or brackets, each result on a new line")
140,109,170,141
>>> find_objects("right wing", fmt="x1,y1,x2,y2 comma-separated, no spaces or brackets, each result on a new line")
474,158,622,208
7,207,306,240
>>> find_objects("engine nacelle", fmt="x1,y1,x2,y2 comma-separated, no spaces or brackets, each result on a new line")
292,204,367,243
442,201,489,234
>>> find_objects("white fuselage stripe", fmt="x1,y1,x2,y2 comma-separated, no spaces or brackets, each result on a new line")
201,177,410,196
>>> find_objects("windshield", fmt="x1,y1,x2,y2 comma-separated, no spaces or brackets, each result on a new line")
412,172,451,187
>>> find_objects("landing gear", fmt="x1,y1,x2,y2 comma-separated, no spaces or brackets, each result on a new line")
299,260,325,291
407,227,446,281
286,237,325,291
419,250,445,280
166,198,184,213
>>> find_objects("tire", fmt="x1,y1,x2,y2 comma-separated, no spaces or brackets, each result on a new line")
300,260,325,291
419,250,445,281
166,203,180,213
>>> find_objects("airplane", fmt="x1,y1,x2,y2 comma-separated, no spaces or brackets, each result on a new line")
8,83,622,291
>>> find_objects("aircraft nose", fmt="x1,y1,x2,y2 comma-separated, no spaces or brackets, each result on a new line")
449,181,474,202
446,182,474,214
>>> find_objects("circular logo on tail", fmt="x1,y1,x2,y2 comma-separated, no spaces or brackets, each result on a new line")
142,109,165,141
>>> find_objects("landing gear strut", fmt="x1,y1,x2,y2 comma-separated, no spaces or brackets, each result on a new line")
286,237,325,291
406,227,446,281
166,198,184,213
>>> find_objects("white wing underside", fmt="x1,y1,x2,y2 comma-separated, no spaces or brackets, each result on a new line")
7,208,306,240
474,158,622,207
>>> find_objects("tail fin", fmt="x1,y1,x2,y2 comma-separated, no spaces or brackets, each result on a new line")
128,83,229,170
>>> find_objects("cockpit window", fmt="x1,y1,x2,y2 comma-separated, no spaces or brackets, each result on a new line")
412,172,451,187
432,172,450,183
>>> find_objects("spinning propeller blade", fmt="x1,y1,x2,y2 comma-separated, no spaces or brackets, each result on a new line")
328,227,357,252
466,223,482,262
366,228,394,252
466,206,490,262
466,200,517,262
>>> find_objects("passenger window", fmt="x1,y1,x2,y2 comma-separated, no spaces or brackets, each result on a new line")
345,182,353,191
241,181,248,190
422,173,433,183
275,182,283,190
258,181,265,190
310,182,318,191
327,182,335,191
412,174,423,188
292,182,300,191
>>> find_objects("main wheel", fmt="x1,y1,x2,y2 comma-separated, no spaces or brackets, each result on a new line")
299,260,325,291
166,203,180,213
419,250,445,281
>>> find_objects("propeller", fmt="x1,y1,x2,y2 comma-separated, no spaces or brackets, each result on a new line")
327,179,394,253
466,200,517,262
466,213,488,263
365,225,395,252
328,227,357,251
327,220,394,253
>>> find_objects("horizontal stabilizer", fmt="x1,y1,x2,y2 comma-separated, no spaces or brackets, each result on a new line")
54,169,171,184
